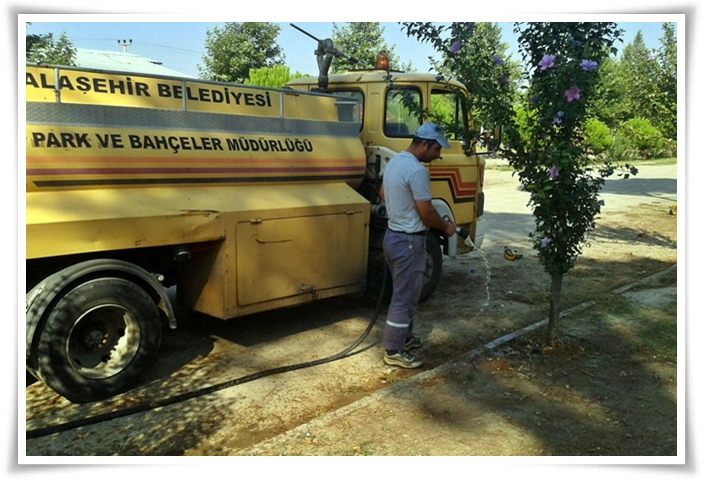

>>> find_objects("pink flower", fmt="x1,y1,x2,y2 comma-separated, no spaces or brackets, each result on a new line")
565,85,581,102
548,166,559,178
538,54,556,70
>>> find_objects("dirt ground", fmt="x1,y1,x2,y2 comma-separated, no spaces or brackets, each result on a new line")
23,165,679,458
236,178,679,457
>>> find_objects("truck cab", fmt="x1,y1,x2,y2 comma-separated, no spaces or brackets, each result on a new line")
286,59,486,257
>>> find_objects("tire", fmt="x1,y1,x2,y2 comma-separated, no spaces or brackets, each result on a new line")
364,247,392,304
35,277,162,403
419,232,442,302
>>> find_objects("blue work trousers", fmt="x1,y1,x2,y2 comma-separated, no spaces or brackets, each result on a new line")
381,230,426,351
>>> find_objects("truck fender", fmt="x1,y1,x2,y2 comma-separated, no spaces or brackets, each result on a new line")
26,259,176,362
431,199,457,258
365,146,399,179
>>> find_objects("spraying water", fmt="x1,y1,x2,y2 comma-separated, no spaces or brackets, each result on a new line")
456,226,491,316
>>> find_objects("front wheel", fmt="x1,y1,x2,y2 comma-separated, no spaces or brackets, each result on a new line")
419,232,442,302
35,277,162,403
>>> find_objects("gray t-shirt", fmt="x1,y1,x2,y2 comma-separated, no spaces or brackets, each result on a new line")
383,150,432,233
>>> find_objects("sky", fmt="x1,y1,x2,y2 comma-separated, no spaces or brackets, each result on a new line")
22,18,680,79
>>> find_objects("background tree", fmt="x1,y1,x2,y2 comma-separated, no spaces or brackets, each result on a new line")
582,117,614,154
580,24,677,160
400,22,519,151
199,22,285,83
26,27,76,66
330,22,412,73
588,56,629,129
244,65,309,88
650,22,677,140
618,32,659,124
448,23,520,142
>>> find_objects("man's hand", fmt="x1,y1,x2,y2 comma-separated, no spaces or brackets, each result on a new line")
416,200,455,237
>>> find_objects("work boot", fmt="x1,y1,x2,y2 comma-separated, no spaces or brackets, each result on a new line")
404,335,423,351
384,350,423,369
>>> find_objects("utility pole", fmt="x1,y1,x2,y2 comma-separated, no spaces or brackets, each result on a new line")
117,39,132,53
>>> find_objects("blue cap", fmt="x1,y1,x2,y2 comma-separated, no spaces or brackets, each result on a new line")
415,122,451,149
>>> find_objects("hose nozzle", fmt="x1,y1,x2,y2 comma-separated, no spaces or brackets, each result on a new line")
443,215,475,248
455,226,476,249
455,225,470,240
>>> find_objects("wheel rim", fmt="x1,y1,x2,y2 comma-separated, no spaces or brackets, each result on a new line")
66,303,141,379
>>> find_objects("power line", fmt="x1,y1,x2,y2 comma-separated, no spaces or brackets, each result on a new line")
133,40,204,57
65,36,204,58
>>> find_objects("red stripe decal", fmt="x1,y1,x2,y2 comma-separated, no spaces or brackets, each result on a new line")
27,166,365,176
431,168,477,197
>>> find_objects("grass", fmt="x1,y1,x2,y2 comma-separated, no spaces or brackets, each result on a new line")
643,157,678,166
571,285,678,363
382,372,403,385
354,440,374,455
620,299,678,362
334,440,375,456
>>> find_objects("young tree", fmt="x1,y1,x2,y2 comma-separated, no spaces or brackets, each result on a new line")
403,22,636,347
331,22,412,73
26,30,76,66
199,22,285,83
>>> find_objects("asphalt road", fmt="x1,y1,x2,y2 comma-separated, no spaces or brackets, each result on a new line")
480,161,678,248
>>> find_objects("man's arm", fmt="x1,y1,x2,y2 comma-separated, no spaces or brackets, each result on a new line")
416,200,456,237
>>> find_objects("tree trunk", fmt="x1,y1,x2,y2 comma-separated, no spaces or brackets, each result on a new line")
546,271,563,347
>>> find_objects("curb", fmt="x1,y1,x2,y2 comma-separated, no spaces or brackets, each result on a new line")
238,264,677,455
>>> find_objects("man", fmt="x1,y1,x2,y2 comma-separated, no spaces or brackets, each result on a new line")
380,123,456,369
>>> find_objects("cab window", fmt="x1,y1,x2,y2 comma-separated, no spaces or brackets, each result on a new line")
330,90,364,130
384,86,422,138
430,88,469,141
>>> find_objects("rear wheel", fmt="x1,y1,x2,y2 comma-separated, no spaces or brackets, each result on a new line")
419,232,442,302
35,277,162,403
365,230,443,304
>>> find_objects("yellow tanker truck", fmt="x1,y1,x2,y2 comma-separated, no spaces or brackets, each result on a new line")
25,39,485,403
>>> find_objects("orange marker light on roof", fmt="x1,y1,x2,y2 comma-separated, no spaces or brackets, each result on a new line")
376,52,389,70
